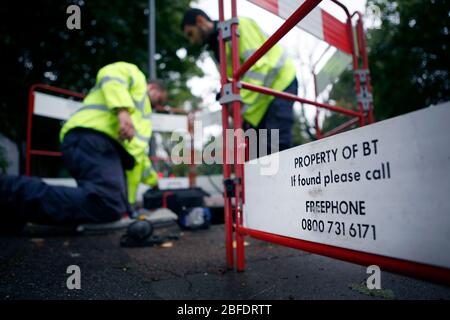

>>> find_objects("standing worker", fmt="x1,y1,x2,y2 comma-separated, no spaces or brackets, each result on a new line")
182,8,298,155
0,62,165,230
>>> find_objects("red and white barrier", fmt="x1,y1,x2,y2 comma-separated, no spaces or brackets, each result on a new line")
248,0,352,54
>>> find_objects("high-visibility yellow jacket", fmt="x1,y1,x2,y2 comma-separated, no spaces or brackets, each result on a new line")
126,151,159,204
224,17,297,127
60,61,158,204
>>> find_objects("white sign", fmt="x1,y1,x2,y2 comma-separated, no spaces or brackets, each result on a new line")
244,103,450,269
34,92,187,133
151,113,188,133
34,92,83,120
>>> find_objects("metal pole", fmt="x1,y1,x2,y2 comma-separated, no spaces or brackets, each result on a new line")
26,88,34,176
230,0,246,272
218,0,234,270
356,14,375,124
148,0,156,80
188,113,196,187
312,73,322,139
240,81,363,117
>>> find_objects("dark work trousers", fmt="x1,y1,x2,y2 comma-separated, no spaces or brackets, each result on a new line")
0,129,130,226
244,78,298,158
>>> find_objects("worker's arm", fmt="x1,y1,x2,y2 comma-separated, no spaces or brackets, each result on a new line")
117,108,135,141
97,64,136,112
96,64,137,140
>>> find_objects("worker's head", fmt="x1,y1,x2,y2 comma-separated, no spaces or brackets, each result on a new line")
181,8,214,46
147,80,167,107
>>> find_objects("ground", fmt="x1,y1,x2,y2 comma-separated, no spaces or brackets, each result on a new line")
1,224,449,300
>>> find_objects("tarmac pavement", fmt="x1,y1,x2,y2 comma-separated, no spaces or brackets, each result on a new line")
1,224,449,300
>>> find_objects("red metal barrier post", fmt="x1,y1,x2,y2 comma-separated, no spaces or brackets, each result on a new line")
218,0,235,270
26,84,85,176
218,0,379,274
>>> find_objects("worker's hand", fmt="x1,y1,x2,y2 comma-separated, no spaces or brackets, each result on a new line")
117,108,135,141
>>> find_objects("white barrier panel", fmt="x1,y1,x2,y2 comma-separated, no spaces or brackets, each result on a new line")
34,92,187,132
248,0,353,54
244,102,450,269
196,174,224,195
44,176,224,207
43,178,78,187
316,50,352,94
196,110,222,128
139,175,223,196
44,177,189,189
34,92,83,120
151,113,188,133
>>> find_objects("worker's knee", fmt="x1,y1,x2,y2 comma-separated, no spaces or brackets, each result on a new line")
86,193,126,223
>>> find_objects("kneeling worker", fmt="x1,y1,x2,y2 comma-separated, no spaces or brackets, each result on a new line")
0,62,165,229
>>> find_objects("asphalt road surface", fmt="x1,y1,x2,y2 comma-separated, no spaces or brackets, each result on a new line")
1,224,449,300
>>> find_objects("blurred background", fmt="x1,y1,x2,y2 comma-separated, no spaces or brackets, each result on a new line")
0,0,449,177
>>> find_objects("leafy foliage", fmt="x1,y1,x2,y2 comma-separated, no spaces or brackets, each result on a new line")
0,0,202,169
367,0,450,120
322,0,449,133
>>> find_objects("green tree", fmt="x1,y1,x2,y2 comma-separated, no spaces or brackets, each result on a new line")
292,109,314,145
0,0,203,171
322,0,449,132
322,68,358,134
367,0,450,120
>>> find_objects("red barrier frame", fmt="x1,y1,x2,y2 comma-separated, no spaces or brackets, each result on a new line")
26,84,84,176
26,83,197,187
218,0,450,285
